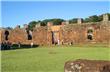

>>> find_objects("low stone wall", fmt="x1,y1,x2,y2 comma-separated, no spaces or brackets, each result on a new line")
64,59,110,72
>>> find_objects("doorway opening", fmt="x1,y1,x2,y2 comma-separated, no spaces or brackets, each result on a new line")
52,31,59,45
87,28,93,40
4,30,9,40
26,30,32,40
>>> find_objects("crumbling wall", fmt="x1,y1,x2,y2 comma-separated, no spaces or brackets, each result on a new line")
62,24,87,44
1,28,32,45
1,21,110,45
9,28,27,44
61,21,110,44
95,24,110,43
33,26,50,45
1,29,11,42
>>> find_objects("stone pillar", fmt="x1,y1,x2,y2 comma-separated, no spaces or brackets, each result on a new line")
103,14,109,22
47,22,53,27
77,18,82,24
47,22,53,31
47,22,53,45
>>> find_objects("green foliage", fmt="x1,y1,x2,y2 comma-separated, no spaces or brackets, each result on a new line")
51,19,64,25
28,21,40,30
41,18,64,26
84,15,103,23
69,18,77,24
84,18,90,23
107,13,110,20
28,19,64,27
89,15,99,22
98,15,103,21
41,19,51,26
40,21,47,26
27,13,110,30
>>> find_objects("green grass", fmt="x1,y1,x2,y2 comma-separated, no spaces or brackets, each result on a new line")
1,45,110,72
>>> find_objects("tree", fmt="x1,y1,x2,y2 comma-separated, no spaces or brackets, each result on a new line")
40,21,47,26
98,15,103,21
51,19,64,25
41,19,50,26
107,13,110,20
23,13,110,30
41,18,64,26
28,21,40,30
84,18,90,23
89,15,99,22
84,14,104,23
69,18,77,24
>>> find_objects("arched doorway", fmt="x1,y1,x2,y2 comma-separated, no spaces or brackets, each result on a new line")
87,27,93,40
26,30,32,40
4,30,9,40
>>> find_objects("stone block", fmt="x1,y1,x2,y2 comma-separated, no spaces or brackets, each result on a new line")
64,59,110,72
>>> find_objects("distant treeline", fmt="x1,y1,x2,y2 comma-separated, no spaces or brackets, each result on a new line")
28,13,110,30
5,13,110,30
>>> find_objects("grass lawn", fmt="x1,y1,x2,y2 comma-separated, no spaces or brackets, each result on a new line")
1,45,110,72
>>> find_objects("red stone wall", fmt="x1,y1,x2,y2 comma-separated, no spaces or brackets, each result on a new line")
1,21,110,45
33,26,49,45
61,22,110,44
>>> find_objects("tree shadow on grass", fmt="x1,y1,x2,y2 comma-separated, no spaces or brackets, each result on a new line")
1,44,39,50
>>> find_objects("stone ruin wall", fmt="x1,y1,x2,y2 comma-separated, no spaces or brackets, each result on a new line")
33,26,52,45
1,26,52,45
62,21,110,44
0,14,110,45
1,21,110,45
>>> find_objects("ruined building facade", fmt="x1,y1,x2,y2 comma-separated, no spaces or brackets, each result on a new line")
0,14,110,45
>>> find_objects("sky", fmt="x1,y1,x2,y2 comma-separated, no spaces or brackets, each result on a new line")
1,1,110,28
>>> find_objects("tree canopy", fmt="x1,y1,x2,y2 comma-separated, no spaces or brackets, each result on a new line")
26,13,110,30
28,18,65,30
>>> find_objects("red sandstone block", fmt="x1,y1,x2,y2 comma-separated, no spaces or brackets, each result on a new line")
64,59,110,72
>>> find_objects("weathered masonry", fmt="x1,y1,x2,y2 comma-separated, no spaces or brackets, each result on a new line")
0,14,110,45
